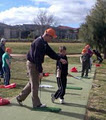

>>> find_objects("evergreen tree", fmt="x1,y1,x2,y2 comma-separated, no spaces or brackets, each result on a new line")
79,0,106,58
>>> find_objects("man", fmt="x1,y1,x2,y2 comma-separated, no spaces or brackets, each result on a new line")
0,38,6,78
16,28,66,108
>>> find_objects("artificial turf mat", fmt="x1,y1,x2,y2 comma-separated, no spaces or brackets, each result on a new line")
33,106,61,112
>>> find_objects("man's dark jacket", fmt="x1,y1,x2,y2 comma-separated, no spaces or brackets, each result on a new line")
27,36,60,73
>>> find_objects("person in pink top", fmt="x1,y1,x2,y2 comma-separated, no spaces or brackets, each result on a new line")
84,44,93,71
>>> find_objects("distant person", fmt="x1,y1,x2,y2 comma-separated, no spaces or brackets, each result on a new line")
51,46,68,104
85,44,93,71
0,38,6,78
85,45,93,57
80,49,86,64
2,48,12,85
81,49,91,78
16,28,67,108
93,49,103,63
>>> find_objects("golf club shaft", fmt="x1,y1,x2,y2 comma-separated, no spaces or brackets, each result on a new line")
68,73,81,80
39,79,41,98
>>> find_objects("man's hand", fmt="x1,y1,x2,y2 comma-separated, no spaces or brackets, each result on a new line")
39,73,43,79
60,58,67,64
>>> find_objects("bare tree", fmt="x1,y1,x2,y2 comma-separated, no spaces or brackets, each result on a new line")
33,10,59,35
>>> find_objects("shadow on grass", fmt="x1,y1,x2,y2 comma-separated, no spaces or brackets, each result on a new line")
43,79,75,85
40,88,55,93
66,82,75,85
66,93,81,96
16,84,26,89
9,103,85,119
88,107,106,114
96,72,106,74
55,102,86,108
11,77,28,81
40,88,82,94
100,80,106,82
8,102,24,107
58,111,84,119
42,79,57,83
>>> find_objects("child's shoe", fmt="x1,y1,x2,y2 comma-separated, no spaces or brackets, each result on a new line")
85,75,88,78
59,98,65,104
81,75,83,78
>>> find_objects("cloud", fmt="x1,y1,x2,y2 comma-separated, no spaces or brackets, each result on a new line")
0,0,96,27
0,6,41,25
47,0,96,25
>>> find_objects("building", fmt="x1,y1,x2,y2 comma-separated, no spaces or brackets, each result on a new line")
56,26,79,40
0,23,79,40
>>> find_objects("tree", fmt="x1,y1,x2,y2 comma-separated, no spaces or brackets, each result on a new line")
79,0,106,58
33,10,59,35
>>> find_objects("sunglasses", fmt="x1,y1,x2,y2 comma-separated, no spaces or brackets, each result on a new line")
46,34,53,39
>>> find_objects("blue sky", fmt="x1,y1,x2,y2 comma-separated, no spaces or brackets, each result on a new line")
0,0,96,28
0,0,34,11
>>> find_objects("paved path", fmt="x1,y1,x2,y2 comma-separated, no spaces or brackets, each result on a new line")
11,54,26,57
11,54,81,57
0,64,95,120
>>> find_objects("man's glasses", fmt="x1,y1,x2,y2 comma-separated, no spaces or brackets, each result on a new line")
46,34,53,39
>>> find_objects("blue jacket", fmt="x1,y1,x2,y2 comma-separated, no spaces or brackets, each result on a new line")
27,36,60,73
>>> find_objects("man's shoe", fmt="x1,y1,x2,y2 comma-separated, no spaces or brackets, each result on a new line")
59,98,65,104
16,96,23,106
51,94,55,103
33,104,46,108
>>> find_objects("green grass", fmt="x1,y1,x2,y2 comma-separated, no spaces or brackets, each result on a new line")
1,42,82,98
0,56,80,98
6,42,31,54
86,59,106,120
6,42,85,54
0,42,106,119
43,56,80,73
48,43,85,54
0,57,28,98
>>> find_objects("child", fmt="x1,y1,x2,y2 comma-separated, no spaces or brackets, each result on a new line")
85,44,93,71
51,46,68,104
2,48,12,85
80,49,87,64
81,49,91,78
